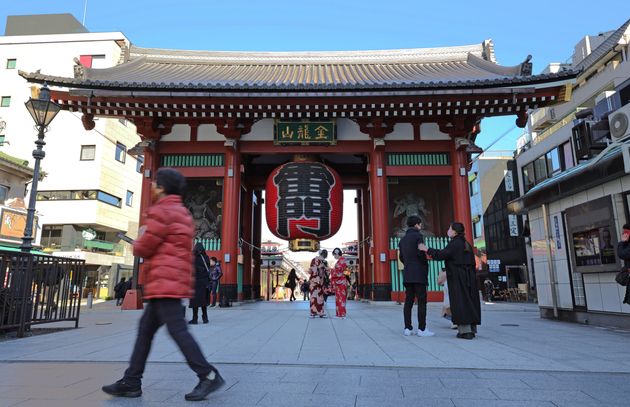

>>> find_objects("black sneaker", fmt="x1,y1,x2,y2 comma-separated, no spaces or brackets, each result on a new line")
102,379,142,398
456,332,474,340
185,371,225,401
189,320,198,324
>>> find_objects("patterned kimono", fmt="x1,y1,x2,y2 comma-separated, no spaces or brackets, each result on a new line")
309,256,327,317
331,256,349,317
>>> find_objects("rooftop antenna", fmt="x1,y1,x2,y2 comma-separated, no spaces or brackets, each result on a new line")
82,0,88,27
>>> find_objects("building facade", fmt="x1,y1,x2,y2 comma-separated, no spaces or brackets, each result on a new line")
0,15,142,298
512,19,630,326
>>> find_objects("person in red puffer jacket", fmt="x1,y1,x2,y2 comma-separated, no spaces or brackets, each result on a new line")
102,168,224,402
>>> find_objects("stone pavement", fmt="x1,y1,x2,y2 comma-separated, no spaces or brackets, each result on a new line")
1,300,630,406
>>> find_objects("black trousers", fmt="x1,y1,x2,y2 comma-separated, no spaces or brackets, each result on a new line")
403,283,428,331
124,298,214,385
192,306,208,322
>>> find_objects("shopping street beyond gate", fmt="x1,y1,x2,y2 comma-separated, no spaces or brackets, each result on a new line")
1,300,630,406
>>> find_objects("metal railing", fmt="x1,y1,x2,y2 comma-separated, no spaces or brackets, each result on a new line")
0,250,85,337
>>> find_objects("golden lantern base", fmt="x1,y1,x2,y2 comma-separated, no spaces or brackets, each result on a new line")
289,239,320,252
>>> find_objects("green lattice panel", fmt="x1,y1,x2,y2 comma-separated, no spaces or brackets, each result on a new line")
194,238,221,251
389,236,449,292
161,154,224,167
387,153,450,166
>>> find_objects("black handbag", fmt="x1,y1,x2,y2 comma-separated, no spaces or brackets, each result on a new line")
615,270,630,286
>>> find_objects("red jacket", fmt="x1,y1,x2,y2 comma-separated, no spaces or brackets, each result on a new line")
134,195,194,299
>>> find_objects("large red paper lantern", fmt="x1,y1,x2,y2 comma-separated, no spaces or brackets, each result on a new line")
266,161,343,251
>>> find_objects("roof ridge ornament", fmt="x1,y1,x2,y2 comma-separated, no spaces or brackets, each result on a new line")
520,55,533,76
73,57,86,79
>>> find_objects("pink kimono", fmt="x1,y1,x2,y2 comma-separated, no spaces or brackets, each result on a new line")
331,256,349,317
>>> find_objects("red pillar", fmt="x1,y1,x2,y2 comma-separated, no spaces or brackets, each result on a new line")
452,148,474,243
241,187,254,300
220,143,242,301
359,187,371,299
355,189,364,298
368,146,391,301
252,190,262,299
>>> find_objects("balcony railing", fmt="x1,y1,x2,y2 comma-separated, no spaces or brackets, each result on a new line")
81,239,124,255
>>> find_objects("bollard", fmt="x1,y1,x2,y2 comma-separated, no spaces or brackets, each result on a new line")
87,291,93,309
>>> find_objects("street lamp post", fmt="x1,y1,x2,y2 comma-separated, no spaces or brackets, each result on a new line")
21,85,60,252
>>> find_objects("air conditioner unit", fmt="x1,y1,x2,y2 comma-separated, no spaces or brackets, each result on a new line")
608,103,630,139
530,107,558,130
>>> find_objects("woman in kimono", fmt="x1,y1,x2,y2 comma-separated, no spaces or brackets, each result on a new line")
308,249,329,318
419,222,480,339
331,248,349,318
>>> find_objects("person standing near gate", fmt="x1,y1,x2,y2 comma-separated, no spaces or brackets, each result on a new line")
419,222,481,340
331,248,349,318
102,168,224,401
398,215,434,337
286,268,298,301
208,257,223,307
308,249,328,318
189,242,211,324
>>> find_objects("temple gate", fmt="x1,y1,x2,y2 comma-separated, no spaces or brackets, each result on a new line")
21,41,574,301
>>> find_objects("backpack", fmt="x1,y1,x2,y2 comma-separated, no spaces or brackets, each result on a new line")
219,294,232,308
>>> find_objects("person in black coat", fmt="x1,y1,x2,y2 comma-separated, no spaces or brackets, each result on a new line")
286,269,298,301
398,215,434,337
616,224,630,305
114,277,127,306
189,242,211,324
420,222,481,340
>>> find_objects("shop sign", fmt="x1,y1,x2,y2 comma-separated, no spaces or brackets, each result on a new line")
0,208,37,243
504,170,514,192
508,214,519,237
553,215,561,249
274,121,336,145
488,259,501,273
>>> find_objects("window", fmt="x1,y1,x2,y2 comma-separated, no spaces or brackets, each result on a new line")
136,156,144,173
1,96,10,107
126,190,133,207
533,156,548,183
522,162,535,192
80,145,96,160
0,185,8,203
115,142,126,163
37,190,97,201
97,191,122,207
6,59,16,69
546,148,561,176
79,54,106,69
469,178,479,196
562,141,575,170
473,221,483,239
41,225,63,249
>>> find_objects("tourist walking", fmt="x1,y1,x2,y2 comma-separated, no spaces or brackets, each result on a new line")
616,224,630,305
189,242,211,324
102,168,224,401
208,257,223,307
331,248,349,318
286,268,298,301
419,222,481,340
114,277,127,306
398,216,434,337
308,250,328,318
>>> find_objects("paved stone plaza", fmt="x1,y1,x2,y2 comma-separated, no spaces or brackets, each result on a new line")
1,300,630,406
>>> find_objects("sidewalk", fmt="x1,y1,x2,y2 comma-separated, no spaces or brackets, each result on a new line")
1,300,629,406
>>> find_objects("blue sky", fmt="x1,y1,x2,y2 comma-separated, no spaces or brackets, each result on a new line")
2,0,627,152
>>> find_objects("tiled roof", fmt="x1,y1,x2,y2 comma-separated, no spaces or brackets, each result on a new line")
574,18,630,74
20,41,576,92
